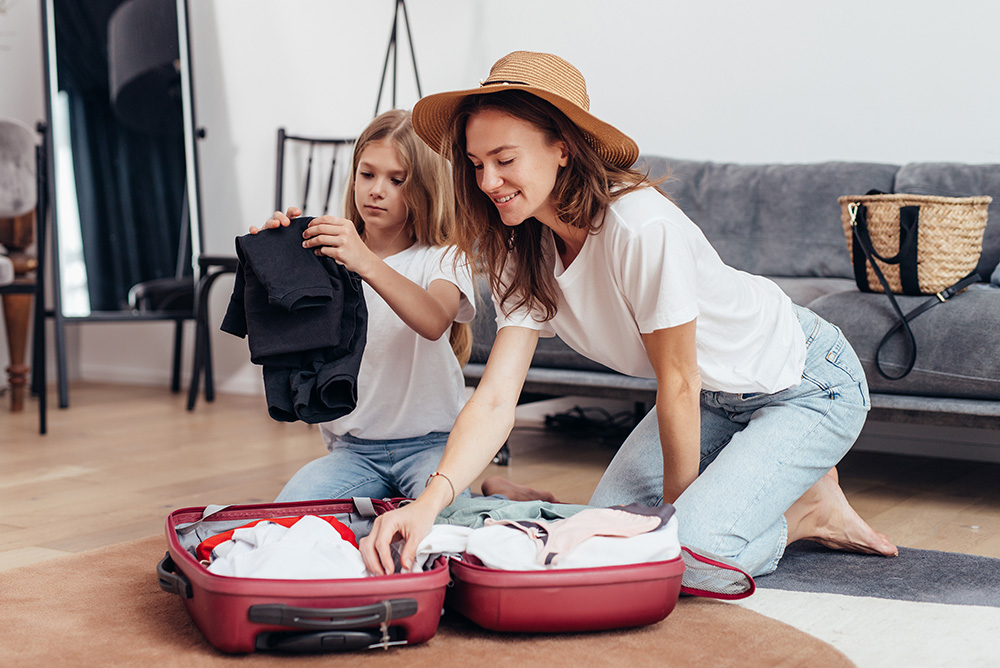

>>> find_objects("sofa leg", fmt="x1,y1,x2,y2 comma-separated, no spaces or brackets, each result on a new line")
634,401,649,426
493,442,511,466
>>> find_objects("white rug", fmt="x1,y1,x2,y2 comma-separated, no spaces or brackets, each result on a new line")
733,588,1000,667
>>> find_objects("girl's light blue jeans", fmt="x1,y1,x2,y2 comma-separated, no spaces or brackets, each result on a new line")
275,431,471,502
590,306,870,577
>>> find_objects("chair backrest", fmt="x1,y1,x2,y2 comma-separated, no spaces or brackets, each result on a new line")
274,129,355,216
0,118,38,217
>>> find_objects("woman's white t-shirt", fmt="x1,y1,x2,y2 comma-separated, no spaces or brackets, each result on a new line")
321,244,476,441
495,188,806,394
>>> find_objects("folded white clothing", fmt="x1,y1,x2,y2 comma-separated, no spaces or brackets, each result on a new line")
409,524,473,573
467,515,680,570
486,506,669,566
208,514,368,579
413,514,680,572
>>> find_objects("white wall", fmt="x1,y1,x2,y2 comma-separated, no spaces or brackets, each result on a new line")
2,0,1000,395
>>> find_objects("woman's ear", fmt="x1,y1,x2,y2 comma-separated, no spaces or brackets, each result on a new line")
557,140,570,168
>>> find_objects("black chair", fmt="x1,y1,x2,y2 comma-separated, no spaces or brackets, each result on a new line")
186,129,354,410
185,253,238,410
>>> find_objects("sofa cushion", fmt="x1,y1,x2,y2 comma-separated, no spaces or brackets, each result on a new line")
893,162,1000,282
768,277,856,307
642,157,899,279
808,286,1000,400
467,280,614,372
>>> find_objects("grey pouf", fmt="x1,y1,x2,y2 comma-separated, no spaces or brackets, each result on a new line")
0,118,37,218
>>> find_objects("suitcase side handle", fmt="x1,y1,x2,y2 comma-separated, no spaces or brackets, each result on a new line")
157,552,193,599
248,598,418,630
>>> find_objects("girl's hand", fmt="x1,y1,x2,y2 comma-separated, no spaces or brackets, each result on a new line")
359,500,439,575
249,206,302,234
302,215,378,276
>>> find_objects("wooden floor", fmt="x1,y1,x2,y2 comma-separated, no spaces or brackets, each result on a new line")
3,382,1000,571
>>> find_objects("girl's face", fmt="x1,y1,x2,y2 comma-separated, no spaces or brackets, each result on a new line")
464,108,568,228
353,139,408,236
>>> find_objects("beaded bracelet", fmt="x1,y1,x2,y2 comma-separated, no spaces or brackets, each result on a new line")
425,471,456,505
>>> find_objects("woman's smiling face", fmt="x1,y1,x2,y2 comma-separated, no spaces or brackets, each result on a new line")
464,107,568,228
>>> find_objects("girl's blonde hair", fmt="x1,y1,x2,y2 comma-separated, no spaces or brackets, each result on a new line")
345,109,472,364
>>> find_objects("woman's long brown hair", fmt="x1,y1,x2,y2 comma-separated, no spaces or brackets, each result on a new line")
446,90,655,322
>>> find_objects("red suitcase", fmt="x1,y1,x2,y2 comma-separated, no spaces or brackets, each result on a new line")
446,543,754,633
157,498,449,653
447,554,686,632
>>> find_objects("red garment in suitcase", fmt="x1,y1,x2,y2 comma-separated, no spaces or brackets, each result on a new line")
158,498,449,653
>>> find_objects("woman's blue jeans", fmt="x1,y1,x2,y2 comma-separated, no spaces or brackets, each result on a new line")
275,432,470,502
590,306,870,576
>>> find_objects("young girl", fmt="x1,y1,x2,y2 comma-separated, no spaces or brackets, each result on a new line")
251,109,479,502
360,52,898,577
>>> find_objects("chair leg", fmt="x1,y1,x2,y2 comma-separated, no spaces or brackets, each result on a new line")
186,329,203,411
31,296,46,435
200,270,231,404
186,273,210,411
54,311,68,408
171,319,184,393
202,298,215,402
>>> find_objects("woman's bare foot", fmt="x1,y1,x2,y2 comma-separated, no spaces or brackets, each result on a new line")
482,475,560,503
786,468,898,557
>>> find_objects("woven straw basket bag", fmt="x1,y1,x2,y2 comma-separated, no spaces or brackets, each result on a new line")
839,193,991,295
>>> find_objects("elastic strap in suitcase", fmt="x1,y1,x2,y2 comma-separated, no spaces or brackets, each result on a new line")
679,546,756,600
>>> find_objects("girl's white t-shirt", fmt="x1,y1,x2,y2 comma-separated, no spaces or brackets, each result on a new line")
495,188,806,394
321,244,476,441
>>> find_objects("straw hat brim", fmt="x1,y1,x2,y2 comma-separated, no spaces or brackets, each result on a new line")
412,82,639,169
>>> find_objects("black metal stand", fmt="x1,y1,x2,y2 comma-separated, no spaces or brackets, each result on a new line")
373,0,422,116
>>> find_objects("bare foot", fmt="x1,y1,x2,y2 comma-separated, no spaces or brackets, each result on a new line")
786,468,898,557
482,475,560,503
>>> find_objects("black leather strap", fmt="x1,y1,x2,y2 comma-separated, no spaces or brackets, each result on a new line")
852,216,979,379
850,202,920,294
875,272,981,380
898,206,921,296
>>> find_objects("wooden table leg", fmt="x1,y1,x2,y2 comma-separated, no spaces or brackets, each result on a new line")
2,292,32,412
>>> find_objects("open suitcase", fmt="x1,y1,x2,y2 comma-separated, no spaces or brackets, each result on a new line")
158,498,449,653
447,555,686,632
444,525,753,633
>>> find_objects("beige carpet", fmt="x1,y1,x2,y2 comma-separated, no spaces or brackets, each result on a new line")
0,535,854,667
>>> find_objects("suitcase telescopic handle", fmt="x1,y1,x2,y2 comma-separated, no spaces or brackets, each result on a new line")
248,598,418,630
157,553,193,599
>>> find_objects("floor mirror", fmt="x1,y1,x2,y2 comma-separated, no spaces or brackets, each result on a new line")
40,0,203,408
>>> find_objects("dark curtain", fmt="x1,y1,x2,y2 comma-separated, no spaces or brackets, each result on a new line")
53,0,188,312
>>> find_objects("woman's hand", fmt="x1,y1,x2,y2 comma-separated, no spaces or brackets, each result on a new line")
302,216,378,276
249,206,302,234
359,499,440,575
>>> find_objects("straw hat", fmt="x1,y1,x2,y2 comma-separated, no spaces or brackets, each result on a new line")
411,51,639,168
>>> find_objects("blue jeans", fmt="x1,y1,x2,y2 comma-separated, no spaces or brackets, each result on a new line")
275,432,471,502
590,306,870,576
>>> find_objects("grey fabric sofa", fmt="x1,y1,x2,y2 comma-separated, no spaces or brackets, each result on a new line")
464,157,1000,430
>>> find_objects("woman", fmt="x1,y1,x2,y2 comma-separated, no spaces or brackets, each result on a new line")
360,51,897,577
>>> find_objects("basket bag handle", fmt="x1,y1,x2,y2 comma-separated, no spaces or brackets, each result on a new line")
847,197,980,380
849,189,922,295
